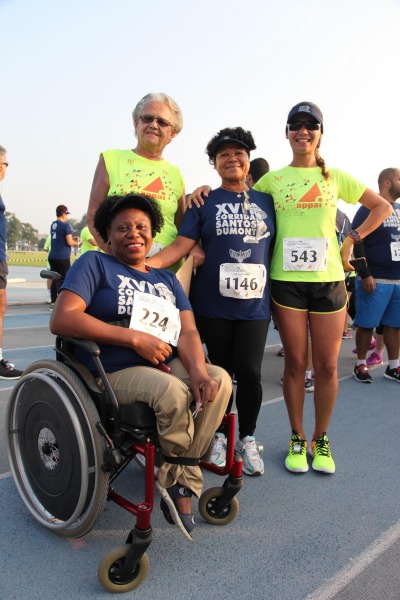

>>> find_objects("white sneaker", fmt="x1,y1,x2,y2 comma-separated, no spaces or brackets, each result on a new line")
46,291,52,304
209,432,227,467
235,435,264,476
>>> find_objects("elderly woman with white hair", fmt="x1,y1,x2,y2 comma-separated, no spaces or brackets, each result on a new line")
87,92,188,270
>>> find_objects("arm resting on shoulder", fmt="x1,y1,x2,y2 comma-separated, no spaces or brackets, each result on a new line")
146,236,196,269
186,186,211,208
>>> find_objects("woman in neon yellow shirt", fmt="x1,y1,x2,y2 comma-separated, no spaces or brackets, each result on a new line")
86,92,189,271
253,102,391,475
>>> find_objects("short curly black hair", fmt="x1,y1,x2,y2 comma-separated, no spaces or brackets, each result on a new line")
93,194,164,243
206,127,256,164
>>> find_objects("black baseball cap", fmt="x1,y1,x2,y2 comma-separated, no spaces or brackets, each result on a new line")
287,102,323,129
56,204,70,216
109,194,154,215
212,134,253,156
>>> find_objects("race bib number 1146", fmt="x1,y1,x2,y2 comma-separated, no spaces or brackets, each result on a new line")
283,238,329,271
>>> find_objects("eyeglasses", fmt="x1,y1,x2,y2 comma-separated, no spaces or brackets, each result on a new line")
139,114,173,128
287,121,321,132
1,162,9,167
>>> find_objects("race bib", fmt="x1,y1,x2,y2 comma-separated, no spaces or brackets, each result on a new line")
283,238,329,271
129,292,181,346
219,263,266,299
390,241,400,261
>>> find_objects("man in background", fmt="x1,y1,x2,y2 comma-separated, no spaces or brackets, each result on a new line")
246,157,270,188
0,145,22,379
353,168,400,383
43,234,52,303
48,204,79,307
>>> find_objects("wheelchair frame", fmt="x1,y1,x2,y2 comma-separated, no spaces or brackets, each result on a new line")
6,274,243,592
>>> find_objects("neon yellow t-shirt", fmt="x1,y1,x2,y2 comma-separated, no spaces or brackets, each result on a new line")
80,226,98,254
254,166,366,282
102,149,185,271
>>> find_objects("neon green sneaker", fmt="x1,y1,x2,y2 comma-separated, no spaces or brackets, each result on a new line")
309,433,335,474
285,434,309,473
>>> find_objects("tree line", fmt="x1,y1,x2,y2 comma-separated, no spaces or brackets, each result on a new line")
6,212,87,250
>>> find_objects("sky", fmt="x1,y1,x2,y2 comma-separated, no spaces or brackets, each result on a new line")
1,0,400,236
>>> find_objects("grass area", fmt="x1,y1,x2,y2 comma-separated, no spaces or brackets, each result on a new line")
7,251,78,267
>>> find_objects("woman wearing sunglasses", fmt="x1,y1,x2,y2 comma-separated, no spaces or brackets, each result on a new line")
87,92,188,270
190,102,392,475
252,101,391,474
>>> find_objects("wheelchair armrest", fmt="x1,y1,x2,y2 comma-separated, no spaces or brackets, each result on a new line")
61,337,101,357
55,335,122,444
40,269,62,282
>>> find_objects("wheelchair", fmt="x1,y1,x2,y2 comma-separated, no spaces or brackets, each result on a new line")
5,272,243,593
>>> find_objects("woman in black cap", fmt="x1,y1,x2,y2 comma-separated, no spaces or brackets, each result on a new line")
252,101,391,475
147,127,276,477
50,193,231,541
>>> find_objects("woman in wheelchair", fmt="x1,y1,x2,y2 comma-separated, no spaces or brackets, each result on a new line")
49,193,231,540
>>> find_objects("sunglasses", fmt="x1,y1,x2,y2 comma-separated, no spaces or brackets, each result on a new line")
139,114,173,128
287,121,321,131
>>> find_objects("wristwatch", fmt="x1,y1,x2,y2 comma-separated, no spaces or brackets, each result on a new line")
347,229,362,244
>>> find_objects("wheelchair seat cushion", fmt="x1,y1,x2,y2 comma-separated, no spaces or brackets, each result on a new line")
119,402,157,429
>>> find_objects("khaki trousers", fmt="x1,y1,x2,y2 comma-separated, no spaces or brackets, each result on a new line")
102,359,231,497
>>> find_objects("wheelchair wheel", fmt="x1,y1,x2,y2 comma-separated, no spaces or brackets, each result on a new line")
98,545,149,593
198,487,239,525
6,359,109,538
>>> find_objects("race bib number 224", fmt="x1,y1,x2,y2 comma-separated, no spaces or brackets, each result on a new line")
129,292,181,346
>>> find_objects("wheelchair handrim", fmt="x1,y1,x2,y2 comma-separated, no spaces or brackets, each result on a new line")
6,372,90,530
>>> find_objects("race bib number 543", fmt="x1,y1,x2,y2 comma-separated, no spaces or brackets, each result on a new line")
129,292,181,346
283,238,329,271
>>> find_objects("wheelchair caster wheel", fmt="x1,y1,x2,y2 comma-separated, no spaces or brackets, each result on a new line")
198,486,239,525
98,545,149,592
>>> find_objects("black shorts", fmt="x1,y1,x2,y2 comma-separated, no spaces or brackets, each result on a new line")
271,279,347,314
0,260,8,290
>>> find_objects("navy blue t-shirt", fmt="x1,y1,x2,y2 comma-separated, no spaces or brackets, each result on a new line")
352,202,400,279
178,188,275,320
0,194,7,261
48,219,73,260
60,251,192,373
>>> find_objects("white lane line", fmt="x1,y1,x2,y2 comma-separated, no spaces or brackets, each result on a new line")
7,326,50,330
305,519,400,600
6,345,53,351
0,472,11,480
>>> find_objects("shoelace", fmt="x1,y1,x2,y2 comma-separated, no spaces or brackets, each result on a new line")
291,436,306,454
314,436,331,457
243,439,260,458
0,359,15,370
212,436,225,455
